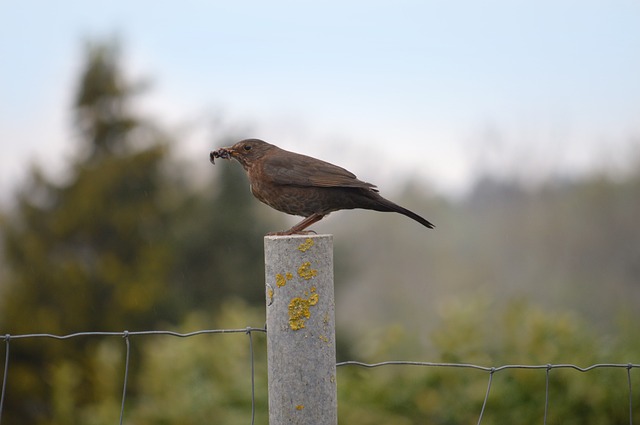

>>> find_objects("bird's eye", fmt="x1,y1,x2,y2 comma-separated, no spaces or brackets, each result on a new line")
244,144,252,151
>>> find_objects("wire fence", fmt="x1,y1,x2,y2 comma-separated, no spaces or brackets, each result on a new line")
338,360,639,425
1,328,266,425
1,329,638,425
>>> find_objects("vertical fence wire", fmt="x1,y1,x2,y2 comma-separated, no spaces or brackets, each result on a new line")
119,331,131,425
544,364,552,425
477,368,495,425
628,364,634,425
246,328,256,425
0,335,9,425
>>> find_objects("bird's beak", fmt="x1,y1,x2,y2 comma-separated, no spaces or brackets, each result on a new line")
222,146,237,156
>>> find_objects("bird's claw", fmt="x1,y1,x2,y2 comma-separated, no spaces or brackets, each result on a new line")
266,229,318,236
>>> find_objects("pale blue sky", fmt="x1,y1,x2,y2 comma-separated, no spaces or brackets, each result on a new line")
1,1,639,197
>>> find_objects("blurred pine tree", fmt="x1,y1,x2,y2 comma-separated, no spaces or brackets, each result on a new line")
0,38,181,423
0,38,278,424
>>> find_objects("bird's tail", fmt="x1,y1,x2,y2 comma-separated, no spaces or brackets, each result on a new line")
373,195,435,229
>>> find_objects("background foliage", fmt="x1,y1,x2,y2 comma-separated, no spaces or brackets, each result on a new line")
0,39,638,424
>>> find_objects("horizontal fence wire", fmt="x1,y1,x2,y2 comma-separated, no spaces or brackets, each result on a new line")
336,360,640,373
1,331,638,425
2,328,267,340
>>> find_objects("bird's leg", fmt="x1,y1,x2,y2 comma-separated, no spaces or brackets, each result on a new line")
287,213,326,234
267,213,326,236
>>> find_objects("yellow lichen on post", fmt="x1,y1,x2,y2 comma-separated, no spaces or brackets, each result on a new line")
288,298,308,330
296,405,305,411
275,273,286,287
288,293,320,330
267,286,274,303
275,272,293,287
297,261,318,280
297,238,314,252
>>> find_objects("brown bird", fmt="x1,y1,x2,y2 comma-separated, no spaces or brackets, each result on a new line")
210,138,434,235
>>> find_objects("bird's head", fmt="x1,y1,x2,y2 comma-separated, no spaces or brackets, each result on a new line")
210,138,274,169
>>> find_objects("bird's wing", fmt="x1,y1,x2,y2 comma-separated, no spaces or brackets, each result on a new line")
263,152,377,190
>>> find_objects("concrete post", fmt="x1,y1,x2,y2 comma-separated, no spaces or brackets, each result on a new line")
264,234,337,425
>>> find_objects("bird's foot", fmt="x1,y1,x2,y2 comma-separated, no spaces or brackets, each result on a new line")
266,229,318,236
266,214,325,236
